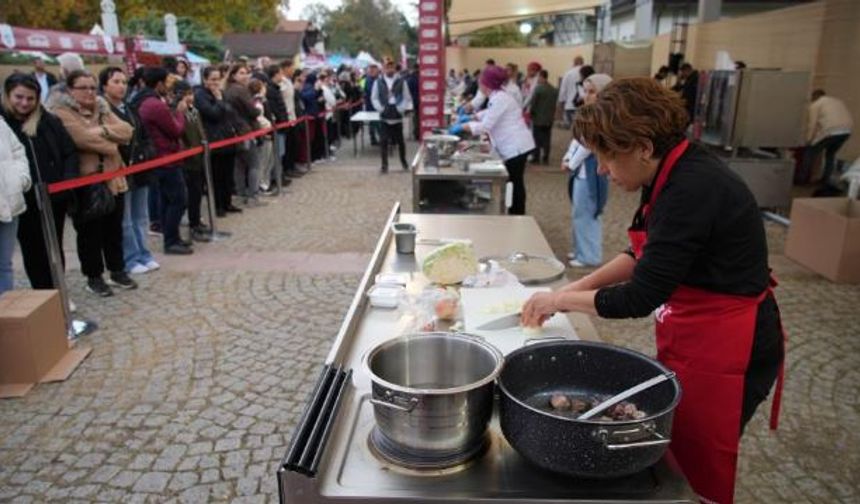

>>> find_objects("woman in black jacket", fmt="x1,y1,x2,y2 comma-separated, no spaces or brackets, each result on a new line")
99,66,159,275
223,63,261,206
194,66,240,216
1,73,79,290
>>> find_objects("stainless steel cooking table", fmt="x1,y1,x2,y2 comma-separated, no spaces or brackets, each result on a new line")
350,111,380,157
412,147,509,215
278,204,696,503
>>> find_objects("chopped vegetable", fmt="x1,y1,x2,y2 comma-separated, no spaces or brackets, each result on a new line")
421,242,478,285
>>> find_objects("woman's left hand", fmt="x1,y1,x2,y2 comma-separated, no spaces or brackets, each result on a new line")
521,291,558,328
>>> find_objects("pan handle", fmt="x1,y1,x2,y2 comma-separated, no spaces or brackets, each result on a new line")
370,396,419,413
597,426,671,450
522,335,567,346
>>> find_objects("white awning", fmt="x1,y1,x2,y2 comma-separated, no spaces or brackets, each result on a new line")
448,0,602,37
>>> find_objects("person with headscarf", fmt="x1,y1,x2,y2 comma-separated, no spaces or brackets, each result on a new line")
521,61,542,112
562,73,612,268
449,65,534,215
1,73,79,293
44,52,85,111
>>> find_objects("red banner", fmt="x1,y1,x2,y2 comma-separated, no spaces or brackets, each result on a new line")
0,24,126,56
418,0,445,137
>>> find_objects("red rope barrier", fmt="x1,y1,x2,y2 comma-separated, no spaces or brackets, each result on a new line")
48,146,204,194
46,100,363,195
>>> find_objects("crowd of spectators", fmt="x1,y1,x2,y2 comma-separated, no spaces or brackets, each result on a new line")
0,52,371,312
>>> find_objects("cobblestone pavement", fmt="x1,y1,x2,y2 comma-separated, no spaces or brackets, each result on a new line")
1,133,858,503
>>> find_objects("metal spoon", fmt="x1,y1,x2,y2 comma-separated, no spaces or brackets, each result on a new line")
578,371,676,420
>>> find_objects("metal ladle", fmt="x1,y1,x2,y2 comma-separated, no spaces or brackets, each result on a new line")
578,371,676,420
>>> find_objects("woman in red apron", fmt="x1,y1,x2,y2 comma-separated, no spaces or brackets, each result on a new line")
522,78,785,504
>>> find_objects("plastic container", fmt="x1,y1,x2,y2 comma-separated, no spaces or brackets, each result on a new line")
367,284,405,309
392,223,417,255
375,273,410,286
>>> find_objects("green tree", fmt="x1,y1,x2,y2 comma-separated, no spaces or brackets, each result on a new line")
311,0,410,59
124,13,223,61
2,0,99,32
1,0,279,36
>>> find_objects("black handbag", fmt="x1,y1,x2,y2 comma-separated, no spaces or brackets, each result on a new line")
72,158,115,223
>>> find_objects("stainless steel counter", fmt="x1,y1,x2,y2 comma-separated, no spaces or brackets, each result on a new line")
412,147,509,214
326,209,583,372
279,204,696,504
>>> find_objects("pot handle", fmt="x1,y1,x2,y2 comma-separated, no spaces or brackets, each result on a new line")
598,427,671,451
370,396,419,413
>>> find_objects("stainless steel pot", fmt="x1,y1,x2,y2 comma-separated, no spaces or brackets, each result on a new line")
423,134,460,161
364,332,504,454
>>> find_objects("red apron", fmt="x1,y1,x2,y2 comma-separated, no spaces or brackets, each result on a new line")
628,140,785,504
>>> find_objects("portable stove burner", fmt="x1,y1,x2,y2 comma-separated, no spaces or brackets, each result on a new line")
367,426,490,473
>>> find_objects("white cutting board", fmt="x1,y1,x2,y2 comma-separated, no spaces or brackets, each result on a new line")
461,286,578,355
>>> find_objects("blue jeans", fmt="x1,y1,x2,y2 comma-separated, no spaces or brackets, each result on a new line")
148,181,161,225
572,177,603,266
805,133,851,187
0,217,19,294
153,167,187,248
122,186,155,270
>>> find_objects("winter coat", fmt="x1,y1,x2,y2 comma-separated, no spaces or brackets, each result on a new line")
52,94,133,195
262,75,289,123
300,75,322,117
108,100,153,188
194,86,234,142
180,106,206,172
363,75,376,111
0,106,79,186
0,117,32,222
134,88,186,159
224,82,260,134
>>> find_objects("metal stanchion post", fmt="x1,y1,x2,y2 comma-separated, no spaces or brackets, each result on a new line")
304,118,312,171
201,140,231,240
275,129,283,196
35,182,95,339
335,107,343,152
322,114,330,161
25,136,94,339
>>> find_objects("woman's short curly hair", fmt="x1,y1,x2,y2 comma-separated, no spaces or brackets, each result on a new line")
573,77,688,159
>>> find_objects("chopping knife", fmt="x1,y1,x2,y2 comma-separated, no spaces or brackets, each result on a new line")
475,312,521,331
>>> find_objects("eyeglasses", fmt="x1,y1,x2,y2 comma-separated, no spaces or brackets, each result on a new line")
72,86,97,92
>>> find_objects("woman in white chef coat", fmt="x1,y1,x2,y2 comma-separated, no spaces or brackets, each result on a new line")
449,65,534,215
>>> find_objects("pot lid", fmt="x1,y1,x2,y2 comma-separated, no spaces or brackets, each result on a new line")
480,252,566,285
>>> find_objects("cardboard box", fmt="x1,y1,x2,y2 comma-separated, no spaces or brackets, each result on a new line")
0,290,91,398
785,198,860,283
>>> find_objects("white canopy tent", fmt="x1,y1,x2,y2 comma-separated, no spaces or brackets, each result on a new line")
447,0,603,37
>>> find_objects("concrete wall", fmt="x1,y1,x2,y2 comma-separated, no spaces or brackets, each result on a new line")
648,1,858,159
446,45,594,85
690,2,825,72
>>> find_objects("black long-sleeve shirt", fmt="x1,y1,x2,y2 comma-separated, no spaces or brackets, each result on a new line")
595,143,770,319
595,143,784,428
